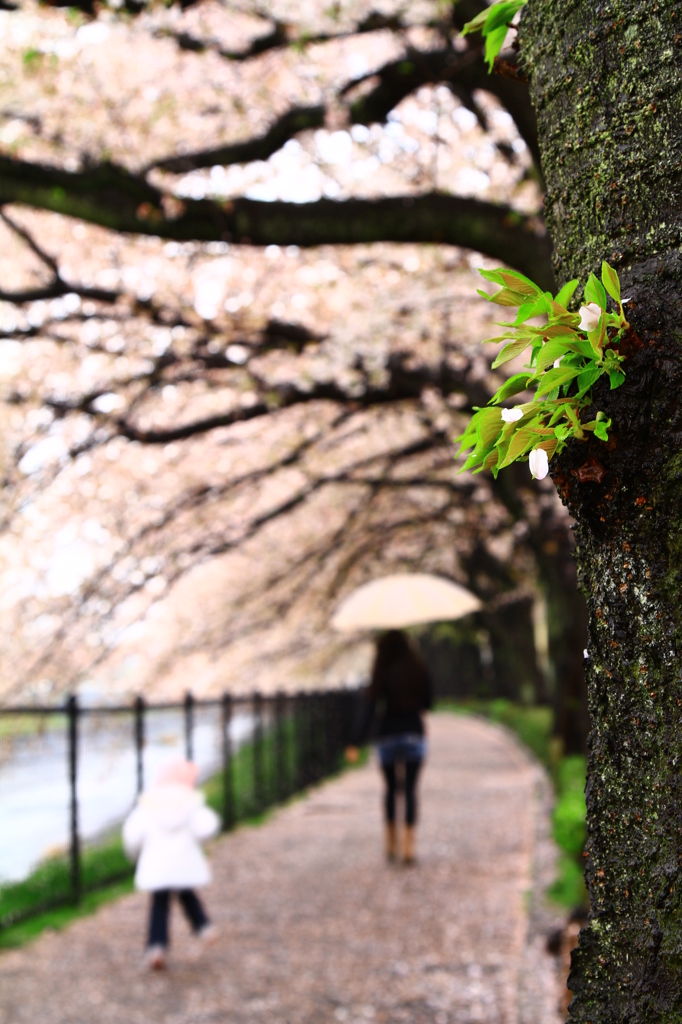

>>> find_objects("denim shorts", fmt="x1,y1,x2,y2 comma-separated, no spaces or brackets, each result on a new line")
377,734,426,767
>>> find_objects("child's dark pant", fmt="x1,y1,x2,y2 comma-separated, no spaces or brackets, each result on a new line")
147,889,209,948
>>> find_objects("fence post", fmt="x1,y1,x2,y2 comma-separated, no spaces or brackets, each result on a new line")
320,692,329,778
274,691,285,802
134,695,145,795
294,691,306,790
253,692,264,814
184,691,194,761
66,694,81,905
334,691,344,770
324,691,336,775
310,692,320,783
221,693,235,831
305,692,314,786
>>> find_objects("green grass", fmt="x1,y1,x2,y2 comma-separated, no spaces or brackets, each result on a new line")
437,699,588,910
552,755,588,857
0,837,132,933
0,713,64,740
0,878,134,950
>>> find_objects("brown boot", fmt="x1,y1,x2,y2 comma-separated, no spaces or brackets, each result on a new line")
385,822,397,861
403,824,416,865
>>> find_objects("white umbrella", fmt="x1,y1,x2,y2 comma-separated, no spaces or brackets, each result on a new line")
331,573,482,632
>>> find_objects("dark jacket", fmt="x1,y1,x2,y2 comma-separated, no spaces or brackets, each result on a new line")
357,634,433,742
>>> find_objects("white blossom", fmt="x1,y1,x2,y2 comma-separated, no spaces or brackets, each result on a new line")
529,447,549,480
501,406,523,423
578,302,602,332
553,356,563,368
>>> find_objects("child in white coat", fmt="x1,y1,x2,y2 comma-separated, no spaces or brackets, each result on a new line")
123,759,220,969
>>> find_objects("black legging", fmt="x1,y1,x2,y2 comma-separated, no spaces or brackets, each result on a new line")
381,759,422,826
147,889,209,948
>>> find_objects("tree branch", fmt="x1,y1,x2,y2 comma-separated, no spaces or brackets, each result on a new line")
149,105,326,174
345,47,540,169
0,156,552,284
85,350,493,445
150,45,539,176
153,10,409,63
0,208,121,304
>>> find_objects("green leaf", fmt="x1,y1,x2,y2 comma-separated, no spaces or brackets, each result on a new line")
576,365,602,396
554,280,579,308
564,403,583,434
601,261,621,304
572,338,599,358
477,268,507,286
593,417,611,442
549,304,580,325
498,427,538,467
499,411,544,441
513,295,552,324
535,438,558,460
491,373,532,403
534,338,573,372
513,301,540,325
476,407,504,446
608,369,626,389
481,332,516,345
554,422,572,441
477,287,526,307
484,25,508,69
483,449,501,472
479,268,540,297
534,366,579,397
461,0,527,45
455,419,478,451
462,449,485,472
587,315,606,355
484,0,526,32
540,324,581,341
584,273,607,310
548,401,573,427
491,336,532,368
459,7,490,35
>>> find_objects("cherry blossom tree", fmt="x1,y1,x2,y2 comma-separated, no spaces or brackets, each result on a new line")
0,0,586,754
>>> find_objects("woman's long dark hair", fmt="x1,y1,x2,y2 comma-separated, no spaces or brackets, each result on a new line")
373,630,420,672
370,630,429,707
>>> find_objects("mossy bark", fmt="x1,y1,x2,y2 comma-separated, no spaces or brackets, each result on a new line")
519,0,682,1018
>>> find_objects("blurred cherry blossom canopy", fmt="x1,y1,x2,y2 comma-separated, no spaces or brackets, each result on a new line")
0,0,566,704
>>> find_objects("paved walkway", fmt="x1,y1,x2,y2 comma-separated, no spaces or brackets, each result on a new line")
0,714,563,1024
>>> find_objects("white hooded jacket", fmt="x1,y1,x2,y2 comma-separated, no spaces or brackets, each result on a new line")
122,784,220,891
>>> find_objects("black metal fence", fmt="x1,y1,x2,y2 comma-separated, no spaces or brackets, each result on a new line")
0,689,359,932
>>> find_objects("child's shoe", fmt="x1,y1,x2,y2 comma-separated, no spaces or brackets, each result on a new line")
145,945,167,970
197,923,219,945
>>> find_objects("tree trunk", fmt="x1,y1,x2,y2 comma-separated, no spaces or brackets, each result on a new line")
536,518,589,757
490,465,589,751
485,595,547,704
418,631,485,700
520,1,682,1019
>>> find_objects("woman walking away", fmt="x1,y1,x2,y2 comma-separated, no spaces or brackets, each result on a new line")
349,630,432,864
123,758,220,970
